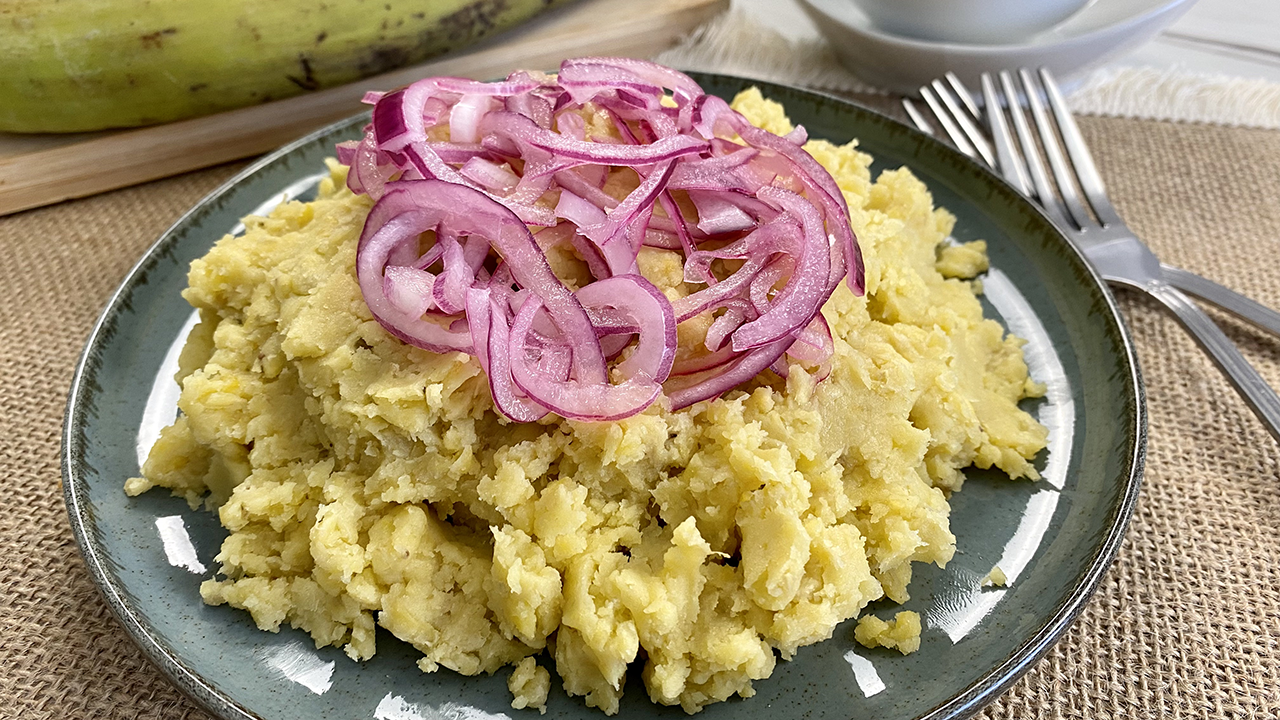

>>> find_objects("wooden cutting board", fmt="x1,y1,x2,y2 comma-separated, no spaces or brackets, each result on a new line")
0,0,727,217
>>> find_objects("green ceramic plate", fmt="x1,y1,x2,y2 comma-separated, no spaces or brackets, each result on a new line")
63,74,1144,720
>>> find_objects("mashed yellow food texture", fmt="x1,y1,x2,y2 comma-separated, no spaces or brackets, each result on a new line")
126,89,1047,714
854,611,923,655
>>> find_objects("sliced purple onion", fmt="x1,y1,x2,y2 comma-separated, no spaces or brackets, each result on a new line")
688,190,757,235
356,187,474,353
575,275,677,382
787,314,834,365
784,125,808,145
578,160,673,250
729,186,833,351
459,157,519,193
482,111,706,166
508,296,661,421
705,299,753,353
341,57,868,422
384,265,435,317
555,191,607,229
663,337,795,410
485,295,551,423
450,95,494,143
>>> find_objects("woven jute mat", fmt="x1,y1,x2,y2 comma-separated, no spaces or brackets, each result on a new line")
2,113,1278,719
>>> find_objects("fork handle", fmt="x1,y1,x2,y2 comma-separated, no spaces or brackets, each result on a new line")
1148,282,1280,442
1160,264,1280,339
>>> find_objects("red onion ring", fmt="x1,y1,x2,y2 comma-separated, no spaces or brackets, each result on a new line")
575,275,677,382
343,58,865,421
508,295,661,421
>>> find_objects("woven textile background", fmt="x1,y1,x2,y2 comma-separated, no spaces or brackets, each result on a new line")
1,113,1278,718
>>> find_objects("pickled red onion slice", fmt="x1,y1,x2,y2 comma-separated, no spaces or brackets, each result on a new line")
344,58,865,420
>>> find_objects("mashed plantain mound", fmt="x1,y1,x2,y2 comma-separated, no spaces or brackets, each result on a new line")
126,89,1047,714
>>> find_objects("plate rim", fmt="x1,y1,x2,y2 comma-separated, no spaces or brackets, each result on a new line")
694,73,1148,720
61,72,1146,720
58,108,345,720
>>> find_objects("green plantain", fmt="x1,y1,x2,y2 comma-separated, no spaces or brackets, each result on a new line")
0,0,572,133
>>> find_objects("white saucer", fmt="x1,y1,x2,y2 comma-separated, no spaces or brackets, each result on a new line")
796,0,1198,94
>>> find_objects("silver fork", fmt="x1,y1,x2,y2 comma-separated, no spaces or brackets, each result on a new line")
911,72,1280,338
910,68,1280,442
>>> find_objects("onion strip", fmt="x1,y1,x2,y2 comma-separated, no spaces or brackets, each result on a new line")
344,58,864,421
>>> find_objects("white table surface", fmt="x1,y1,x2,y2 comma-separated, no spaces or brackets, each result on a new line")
737,0,1280,84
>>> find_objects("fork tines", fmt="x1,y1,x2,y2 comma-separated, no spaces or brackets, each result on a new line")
909,69,1123,234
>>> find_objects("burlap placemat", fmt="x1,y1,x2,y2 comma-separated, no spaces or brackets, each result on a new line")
2,113,1278,719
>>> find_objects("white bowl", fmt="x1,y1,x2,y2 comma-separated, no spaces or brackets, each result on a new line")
851,0,1091,45
797,0,1199,94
